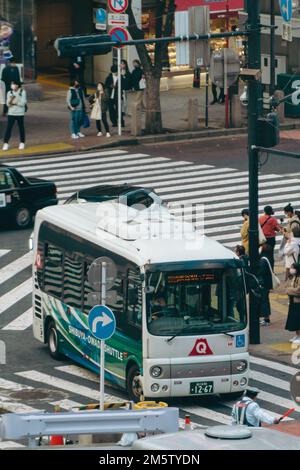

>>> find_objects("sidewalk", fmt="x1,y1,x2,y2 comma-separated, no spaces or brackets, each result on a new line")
1,73,299,158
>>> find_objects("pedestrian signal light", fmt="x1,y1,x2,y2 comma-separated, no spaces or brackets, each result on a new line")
54,34,112,58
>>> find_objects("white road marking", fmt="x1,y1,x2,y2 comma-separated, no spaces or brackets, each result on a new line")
0,441,25,449
0,377,33,392
250,356,300,376
0,250,9,258
55,365,98,383
15,370,123,403
181,406,231,424
50,399,83,410
251,370,290,391
2,308,32,331
0,252,32,285
0,278,32,315
0,395,40,413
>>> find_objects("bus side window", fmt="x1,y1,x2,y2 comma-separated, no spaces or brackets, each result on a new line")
126,268,142,331
83,261,94,315
44,243,63,299
63,253,83,310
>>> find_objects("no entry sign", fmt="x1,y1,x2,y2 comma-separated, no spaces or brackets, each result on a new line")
108,0,128,14
109,26,129,48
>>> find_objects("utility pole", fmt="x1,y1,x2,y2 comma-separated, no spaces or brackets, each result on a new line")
246,0,261,345
270,0,276,98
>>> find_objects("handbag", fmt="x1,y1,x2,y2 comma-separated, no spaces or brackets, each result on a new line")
258,223,267,245
82,113,90,128
262,256,281,290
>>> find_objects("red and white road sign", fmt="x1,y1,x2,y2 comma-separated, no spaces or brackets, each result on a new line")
108,0,128,14
109,27,129,48
189,338,214,356
108,13,129,27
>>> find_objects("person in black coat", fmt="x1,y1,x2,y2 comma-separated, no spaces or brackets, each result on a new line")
257,244,273,326
104,65,126,127
1,58,21,114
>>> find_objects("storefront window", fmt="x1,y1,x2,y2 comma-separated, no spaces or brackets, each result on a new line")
0,0,35,79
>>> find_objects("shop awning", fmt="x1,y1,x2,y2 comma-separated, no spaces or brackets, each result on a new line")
175,0,244,13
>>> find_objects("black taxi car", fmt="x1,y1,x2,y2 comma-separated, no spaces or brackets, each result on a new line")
0,164,58,229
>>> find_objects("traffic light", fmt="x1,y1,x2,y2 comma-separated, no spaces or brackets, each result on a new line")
54,34,112,58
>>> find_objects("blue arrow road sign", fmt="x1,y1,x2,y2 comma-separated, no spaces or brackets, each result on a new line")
88,305,116,340
96,8,107,24
279,0,292,22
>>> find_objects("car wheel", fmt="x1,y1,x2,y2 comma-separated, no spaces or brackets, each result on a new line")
220,391,245,401
15,206,32,229
47,321,63,360
126,364,143,402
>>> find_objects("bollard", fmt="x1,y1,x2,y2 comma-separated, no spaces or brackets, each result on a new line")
131,101,142,136
184,414,192,431
49,405,64,446
274,90,285,123
187,98,199,131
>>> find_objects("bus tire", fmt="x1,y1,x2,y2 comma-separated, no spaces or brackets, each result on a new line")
126,364,143,402
220,391,245,401
14,206,32,229
47,321,63,360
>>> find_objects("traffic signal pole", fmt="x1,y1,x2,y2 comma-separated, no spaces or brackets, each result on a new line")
246,0,261,345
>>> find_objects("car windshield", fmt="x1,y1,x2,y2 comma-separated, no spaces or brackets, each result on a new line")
146,268,247,336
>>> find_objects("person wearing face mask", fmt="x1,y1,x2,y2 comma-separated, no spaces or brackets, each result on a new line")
1,58,21,115
283,227,300,280
2,80,27,151
104,65,125,128
89,82,110,137
285,263,300,345
66,79,86,139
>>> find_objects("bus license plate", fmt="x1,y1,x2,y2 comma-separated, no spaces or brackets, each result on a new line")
190,381,214,395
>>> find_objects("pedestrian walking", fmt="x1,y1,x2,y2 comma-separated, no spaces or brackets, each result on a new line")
232,387,279,426
104,65,125,128
2,80,27,151
259,205,282,270
120,59,131,116
89,82,110,138
131,60,145,111
211,82,225,105
1,58,21,115
283,203,300,236
66,79,86,140
285,262,300,345
257,244,274,326
283,227,300,280
240,209,249,254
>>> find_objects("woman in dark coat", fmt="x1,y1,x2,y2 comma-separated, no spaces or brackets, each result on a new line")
285,263,300,345
257,244,273,326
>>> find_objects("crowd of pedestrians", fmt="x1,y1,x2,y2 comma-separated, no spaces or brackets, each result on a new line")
238,203,300,345
0,56,146,149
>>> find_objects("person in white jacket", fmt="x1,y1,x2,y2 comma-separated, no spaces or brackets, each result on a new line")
2,80,27,151
283,227,300,280
232,387,279,427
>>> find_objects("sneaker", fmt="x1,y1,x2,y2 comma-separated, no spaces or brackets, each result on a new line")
19,143,25,150
97,132,103,137
106,132,111,138
292,336,300,345
2,143,9,151
260,319,270,326
289,336,298,343
77,133,85,138
71,134,79,139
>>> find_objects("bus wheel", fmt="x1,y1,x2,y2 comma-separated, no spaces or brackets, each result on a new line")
14,206,32,229
220,391,245,401
47,321,63,360
126,365,143,402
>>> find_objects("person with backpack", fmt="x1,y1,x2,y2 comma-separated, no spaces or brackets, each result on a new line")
89,82,110,138
259,205,282,270
283,227,300,280
232,387,279,427
285,262,300,345
66,79,86,139
2,80,27,151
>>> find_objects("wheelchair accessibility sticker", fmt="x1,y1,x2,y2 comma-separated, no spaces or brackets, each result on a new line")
236,334,245,348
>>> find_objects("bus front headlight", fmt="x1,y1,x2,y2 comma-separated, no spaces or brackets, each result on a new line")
150,366,162,378
232,360,248,373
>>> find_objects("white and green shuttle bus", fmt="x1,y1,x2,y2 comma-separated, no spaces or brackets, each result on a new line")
32,202,249,401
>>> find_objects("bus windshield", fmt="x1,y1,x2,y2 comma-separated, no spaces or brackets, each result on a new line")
146,268,247,337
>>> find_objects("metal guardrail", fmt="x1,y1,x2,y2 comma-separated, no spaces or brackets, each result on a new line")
0,408,179,448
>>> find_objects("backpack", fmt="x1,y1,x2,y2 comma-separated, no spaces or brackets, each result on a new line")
20,89,28,112
70,88,80,108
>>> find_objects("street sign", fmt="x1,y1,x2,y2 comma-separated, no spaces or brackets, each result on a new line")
108,13,129,27
282,21,293,41
209,48,240,89
108,0,128,14
109,27,129,48
88,257,117,290
88,305,116,341
279,0,292,22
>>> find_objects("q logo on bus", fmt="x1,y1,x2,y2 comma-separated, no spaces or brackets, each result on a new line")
189,338,213,356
